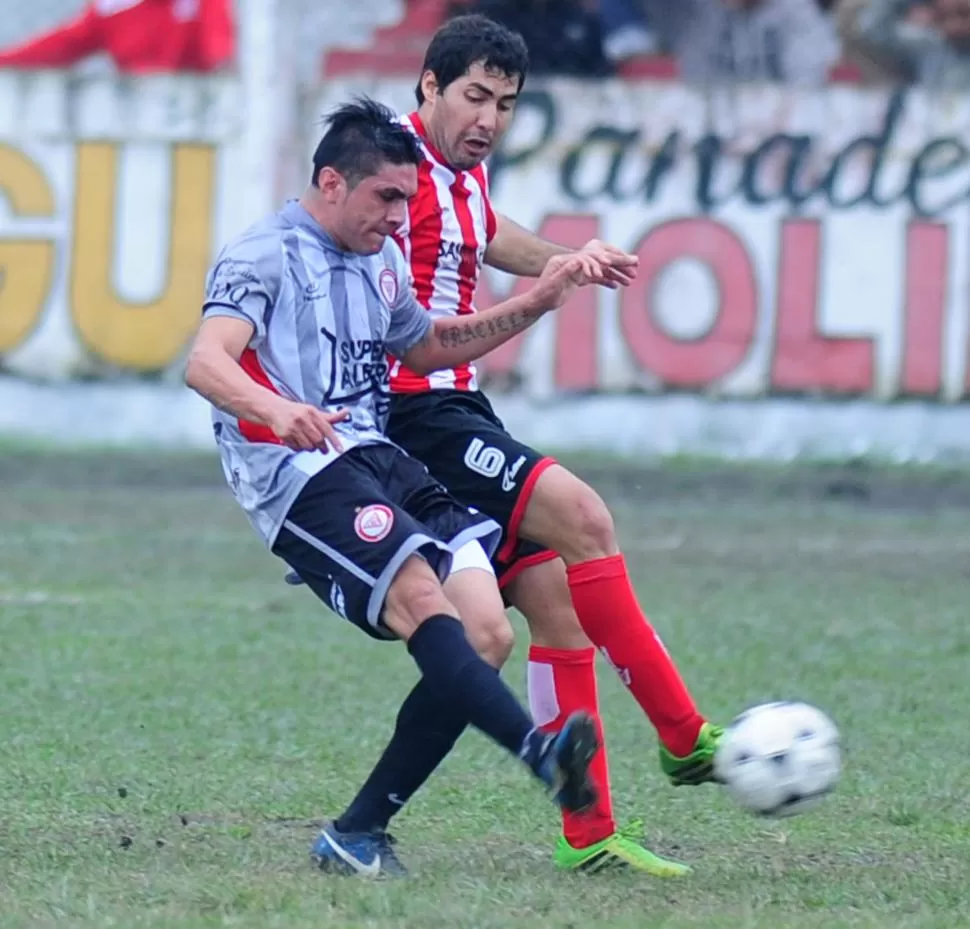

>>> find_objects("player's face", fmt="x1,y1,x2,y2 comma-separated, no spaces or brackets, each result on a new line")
340,162,418,255
422,62,520,169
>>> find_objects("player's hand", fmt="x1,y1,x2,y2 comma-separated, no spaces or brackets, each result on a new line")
529,253,609,311
578,239,638,288
267,401,350,452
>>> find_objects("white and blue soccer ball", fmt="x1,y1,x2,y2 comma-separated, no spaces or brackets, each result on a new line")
714,701,841,818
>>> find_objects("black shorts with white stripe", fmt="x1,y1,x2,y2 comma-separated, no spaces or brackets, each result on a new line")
386,390,558,586
272,444,501,640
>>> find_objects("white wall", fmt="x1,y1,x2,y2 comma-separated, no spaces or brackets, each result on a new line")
2,73,969,458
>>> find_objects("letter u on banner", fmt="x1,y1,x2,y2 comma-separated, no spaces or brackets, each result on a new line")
70,142,216,371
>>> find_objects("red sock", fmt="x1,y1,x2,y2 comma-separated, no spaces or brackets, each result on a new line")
566,554,705,758
527,645,615,848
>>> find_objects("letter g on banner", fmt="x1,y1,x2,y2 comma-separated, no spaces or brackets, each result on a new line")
0,145,56,353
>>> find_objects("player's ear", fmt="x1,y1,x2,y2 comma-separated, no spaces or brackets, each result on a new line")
317,166,345,203
420,70,438,102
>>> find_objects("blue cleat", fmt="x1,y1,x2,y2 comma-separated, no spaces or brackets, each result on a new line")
310,821,407,879
533,711,600,814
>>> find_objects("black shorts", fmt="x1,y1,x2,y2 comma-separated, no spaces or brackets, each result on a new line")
386,390,559,587
272,444,501,640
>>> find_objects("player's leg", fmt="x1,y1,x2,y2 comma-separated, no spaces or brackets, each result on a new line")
277,447,598,875
381,448,599,813
501,549,614,842
388,393,692,790
513,463,722,784
443,544,515,668
502,552,688,877
389,393,692,862
380,551,597,806
330,545,513,844
388,391,719,785
294,541,597,877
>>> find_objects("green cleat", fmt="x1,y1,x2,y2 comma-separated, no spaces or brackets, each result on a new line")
659,722,725,786
552,819,691,877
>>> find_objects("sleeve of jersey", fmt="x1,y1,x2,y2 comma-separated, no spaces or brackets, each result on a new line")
201,234,281,345
385,248,433,358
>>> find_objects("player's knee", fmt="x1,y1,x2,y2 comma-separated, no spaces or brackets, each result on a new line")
573,486,616,555
492,620,516,665
383,555,454,640
443,545,514,668
549,483,617,561
465,613,515,668
524,467,618,562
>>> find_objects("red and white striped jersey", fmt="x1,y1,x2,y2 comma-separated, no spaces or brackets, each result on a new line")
389,112,497,394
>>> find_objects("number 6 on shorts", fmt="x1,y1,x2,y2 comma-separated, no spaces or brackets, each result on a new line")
464,437,506,479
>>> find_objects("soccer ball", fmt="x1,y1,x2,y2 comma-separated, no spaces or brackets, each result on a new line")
713,701,841,817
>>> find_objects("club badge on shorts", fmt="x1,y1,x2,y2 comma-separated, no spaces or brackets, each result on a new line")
354,504,394,543
379,269,399,307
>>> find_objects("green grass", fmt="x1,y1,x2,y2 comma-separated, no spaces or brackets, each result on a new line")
2,450,969,928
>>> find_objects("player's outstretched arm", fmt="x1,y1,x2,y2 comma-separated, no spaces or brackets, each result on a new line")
484,213,572,277
401,253,604,376
486,214,639,287
185,317,347,451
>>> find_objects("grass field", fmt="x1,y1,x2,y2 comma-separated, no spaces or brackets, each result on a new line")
2,448,970,929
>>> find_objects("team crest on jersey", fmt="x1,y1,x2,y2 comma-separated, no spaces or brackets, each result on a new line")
354,504,394,543
378,269,399,307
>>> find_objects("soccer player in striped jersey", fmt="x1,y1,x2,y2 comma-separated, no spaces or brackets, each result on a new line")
334,15,725,877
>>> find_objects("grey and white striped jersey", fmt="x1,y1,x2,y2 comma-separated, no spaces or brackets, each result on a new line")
201,200,433,546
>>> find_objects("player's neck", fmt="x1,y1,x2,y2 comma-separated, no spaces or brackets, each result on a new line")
414,106,453,168
298,189,351,252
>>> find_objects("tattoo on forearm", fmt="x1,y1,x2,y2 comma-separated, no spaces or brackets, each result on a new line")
436,310,535,350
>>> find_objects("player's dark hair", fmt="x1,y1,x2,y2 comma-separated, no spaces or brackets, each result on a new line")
311,96,422,188
415,14,529,105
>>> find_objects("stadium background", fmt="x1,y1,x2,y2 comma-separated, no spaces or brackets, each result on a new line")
4,5,970,927
2,0,970,460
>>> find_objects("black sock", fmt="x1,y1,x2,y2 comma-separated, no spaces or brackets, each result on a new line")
406,615,545,765
335,677,467,835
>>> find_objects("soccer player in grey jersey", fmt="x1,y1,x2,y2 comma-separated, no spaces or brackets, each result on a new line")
184,98,617,877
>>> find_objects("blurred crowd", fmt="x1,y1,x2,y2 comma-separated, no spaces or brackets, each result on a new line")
450,0,970,88
2,0,970,89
